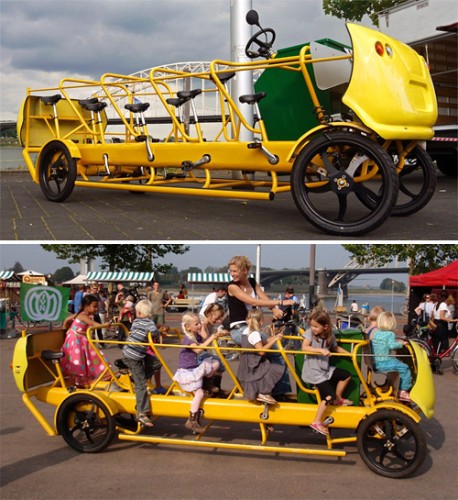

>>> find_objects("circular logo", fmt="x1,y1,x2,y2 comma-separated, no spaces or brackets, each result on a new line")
23,286,63,321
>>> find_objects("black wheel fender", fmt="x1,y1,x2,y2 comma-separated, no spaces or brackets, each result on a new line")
357,403,421,430
38,139,81,166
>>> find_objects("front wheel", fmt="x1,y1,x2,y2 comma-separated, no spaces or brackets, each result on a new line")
39,140,77,202
56,394,116,453
291,132,398,236
357,409,426,478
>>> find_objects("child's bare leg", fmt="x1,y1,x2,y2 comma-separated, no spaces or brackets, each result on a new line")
335,376,351,401
313,397,331,424
154,368,162,388
190,388,205,413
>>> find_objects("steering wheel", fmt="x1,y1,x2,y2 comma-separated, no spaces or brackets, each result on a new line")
245,28,276,59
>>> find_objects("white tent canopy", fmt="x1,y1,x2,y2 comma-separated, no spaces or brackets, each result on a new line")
63,274,88,285
86,271,155,282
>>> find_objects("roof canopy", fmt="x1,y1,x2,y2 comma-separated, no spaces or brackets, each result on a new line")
410,260,458,288
86,271,155,283
63,274,88,285
187,272,232,284
0,271,15,280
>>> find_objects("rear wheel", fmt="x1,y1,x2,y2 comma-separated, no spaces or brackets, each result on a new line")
390,144,436,216
291,132,398,236
56,394,116,453
39,141,77,202
357,409,426,478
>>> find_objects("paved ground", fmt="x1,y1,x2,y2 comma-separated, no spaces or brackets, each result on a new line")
1,321,457,500
1,170,457,240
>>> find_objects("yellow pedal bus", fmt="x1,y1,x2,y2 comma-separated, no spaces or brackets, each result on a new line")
17,11,437,235
11,322,434,479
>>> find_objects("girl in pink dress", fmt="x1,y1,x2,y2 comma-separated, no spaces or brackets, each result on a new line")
60,294,111,387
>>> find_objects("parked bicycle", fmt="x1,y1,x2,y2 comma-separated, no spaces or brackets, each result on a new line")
404,317,458,374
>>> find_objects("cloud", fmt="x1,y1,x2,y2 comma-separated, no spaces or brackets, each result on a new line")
1,0,363,120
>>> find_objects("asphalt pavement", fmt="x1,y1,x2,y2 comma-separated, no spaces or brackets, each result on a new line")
1,324,457,500
1,170,457,240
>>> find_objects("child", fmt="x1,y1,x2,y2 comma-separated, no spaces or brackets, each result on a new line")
370,311,412,402
60,294,111,388
237,309,285,405
173,313,222,434
365,306,385,339
200,303,228,398
122,299,160,427
301,310,353,437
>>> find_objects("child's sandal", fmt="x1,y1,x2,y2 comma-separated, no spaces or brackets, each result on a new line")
309,422,329,436
137,414,154,427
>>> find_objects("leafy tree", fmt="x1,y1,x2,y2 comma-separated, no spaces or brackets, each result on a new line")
322,0,404,26
52,266,75,283
9,261,25,274
380,278,406,293
343,244,458,275
41,244,189,274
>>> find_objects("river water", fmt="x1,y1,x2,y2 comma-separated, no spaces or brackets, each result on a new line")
0,146,31,170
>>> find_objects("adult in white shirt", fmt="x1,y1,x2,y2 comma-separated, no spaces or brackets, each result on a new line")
199,287,227,320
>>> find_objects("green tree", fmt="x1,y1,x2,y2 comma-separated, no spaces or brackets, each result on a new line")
380,278,406,293
52,266,75,283
41,244,189,274
322,0,404,26
343,244,458,275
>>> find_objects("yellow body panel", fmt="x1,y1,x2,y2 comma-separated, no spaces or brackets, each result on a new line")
344,23,437,140
410,341,435,418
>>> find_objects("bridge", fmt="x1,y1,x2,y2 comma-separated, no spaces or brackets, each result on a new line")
0,121,16,134
259,266,409,295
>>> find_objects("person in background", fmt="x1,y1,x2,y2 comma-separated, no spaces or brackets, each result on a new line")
279,287,300,322
147,281,171,325
445,294,456,335
73,285,86,316
199,286,227,320
350,300,359,313
365,306,385,339
179,283,188,298
415,293,435,326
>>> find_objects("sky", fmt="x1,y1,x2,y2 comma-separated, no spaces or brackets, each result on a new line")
0,242,352,272
0,0,373,120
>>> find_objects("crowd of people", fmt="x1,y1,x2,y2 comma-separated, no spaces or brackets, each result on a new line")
57,256,457,436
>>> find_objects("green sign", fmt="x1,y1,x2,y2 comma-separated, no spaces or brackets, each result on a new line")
20,284,70,322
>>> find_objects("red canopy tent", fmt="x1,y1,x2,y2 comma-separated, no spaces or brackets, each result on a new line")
409,260,458,287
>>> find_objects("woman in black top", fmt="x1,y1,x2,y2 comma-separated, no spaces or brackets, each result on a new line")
227,256,295,345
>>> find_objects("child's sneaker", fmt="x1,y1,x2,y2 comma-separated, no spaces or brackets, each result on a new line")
152,386,167,395
334,398,354,406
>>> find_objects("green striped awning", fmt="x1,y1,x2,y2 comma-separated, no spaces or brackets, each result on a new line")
0,271,14,280
187,273,232,283
86,271,155,282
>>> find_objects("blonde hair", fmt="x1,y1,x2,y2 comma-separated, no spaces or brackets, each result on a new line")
369,306,385,322
181,312,200,342
376,311,397,332
228,255,252,272
204,303,224,318
135,299,153,317
246,308,263,333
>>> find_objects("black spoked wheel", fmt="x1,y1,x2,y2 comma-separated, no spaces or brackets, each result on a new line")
56,394,116,453
39,141,77,202
291,132,399,236
217,338,239,361
357,409,426,478
390,144,436,216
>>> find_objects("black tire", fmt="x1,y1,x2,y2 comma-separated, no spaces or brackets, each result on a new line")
436,156,457,178
38,140,77,202
291,132,398,236
390,145,436,216
56,394,116,453
357,409,426,478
